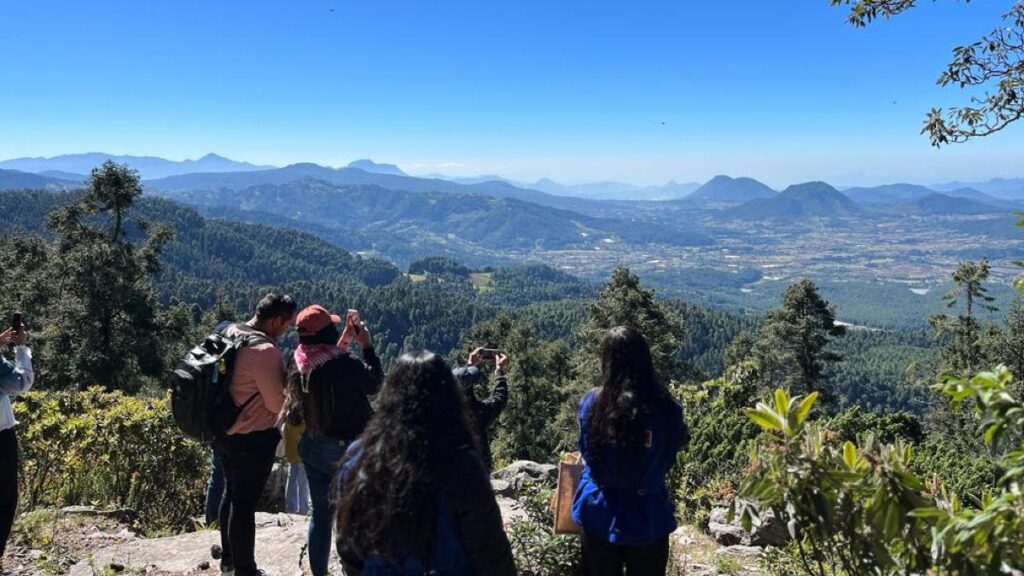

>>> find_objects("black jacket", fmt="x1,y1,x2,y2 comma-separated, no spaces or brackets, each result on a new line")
463,371,509,471
286,348,384,441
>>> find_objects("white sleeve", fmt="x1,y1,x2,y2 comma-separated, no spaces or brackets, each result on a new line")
13,346,34,392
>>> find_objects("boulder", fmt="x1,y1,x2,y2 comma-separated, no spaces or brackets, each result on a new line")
491,461,557,490
715,545,764,560
495,494,529,525
491,479,515,498
257,463,289,512
708,507,788,548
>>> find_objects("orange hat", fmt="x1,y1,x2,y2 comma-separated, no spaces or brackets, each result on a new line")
296,305,342,337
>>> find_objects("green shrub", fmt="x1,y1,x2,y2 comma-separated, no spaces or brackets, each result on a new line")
734,367,1024,575
506,483,580,576
14,388,207,532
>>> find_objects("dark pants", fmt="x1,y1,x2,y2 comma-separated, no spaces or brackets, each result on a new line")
214,428,280,576
0,427,16,560
581,531,669,576
205,449,226,526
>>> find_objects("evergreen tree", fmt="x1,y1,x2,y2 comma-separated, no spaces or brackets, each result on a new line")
41,161,173,391
984,293,1024,396
750,279,845,398
930,259,998,375
576,267,688,385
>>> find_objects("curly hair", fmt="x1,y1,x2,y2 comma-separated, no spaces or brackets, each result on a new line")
587,326,673,483
335,351,477,560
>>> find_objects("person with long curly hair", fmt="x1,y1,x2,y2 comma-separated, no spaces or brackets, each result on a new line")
572,326,689,576
334,351,515,576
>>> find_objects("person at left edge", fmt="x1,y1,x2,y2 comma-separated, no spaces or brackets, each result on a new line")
0,324,34,575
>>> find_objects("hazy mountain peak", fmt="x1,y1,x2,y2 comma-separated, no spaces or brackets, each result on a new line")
687,175,775,203
346,159,407,176
197,152,229,162
781,181,841,195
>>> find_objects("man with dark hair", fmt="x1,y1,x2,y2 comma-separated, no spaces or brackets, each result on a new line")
452,348,509,472
214,293,297,576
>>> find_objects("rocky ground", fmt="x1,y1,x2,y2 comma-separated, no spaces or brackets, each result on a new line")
3,462,774,576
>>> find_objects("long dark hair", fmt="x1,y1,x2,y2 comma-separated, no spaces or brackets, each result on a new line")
283,323,340,427
336,351,477,559
587,326,672,479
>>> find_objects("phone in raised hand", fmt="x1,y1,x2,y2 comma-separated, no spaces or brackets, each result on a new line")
347,309,363,335
478,348,502,361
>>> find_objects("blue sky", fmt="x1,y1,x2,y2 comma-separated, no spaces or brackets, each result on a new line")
0,0,1021,187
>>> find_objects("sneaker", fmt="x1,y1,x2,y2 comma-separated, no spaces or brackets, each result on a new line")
220,566,234,576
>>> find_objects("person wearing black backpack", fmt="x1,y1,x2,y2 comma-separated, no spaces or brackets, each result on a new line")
283,305,383,576
213,293,297,576
334,351,515,576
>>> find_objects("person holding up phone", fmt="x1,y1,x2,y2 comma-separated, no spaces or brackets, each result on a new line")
1,313,34,573
452,347,509,472
283,306,383,576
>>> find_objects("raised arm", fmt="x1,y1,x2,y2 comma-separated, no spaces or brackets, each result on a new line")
476,371,509,427
0,329,34,396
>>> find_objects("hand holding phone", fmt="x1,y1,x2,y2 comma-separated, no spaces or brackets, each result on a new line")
478,348,502,360
342,309,372,349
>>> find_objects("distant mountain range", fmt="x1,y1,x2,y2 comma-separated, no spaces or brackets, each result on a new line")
527,178,701,201
145,162,606,214
843,183,1004,206
879,193,1005,216
1,152,1020,221
0,153,273,180
729,181,864,220
151,178,712,261
0,168,79,191
931,177,1024,200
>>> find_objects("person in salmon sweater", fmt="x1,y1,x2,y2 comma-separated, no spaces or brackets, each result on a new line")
213,293,297,576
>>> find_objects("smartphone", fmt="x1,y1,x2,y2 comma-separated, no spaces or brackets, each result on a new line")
11,312,24,332
347,309,362,334
478,348,502,360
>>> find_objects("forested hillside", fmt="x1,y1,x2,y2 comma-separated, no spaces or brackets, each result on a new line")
7,164,1024,575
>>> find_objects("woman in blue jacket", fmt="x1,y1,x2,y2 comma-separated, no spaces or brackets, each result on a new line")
572,326,689,576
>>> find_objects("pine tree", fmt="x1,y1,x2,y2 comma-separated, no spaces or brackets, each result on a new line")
576,267,688,385
750,279,845,398
930,259,998,375
42,161,173,391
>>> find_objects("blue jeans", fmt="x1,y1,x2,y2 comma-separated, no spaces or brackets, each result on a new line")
205,449,225,525
285,462,310,515
299,431,349,576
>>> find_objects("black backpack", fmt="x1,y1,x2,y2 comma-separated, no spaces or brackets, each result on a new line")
170,325,269,443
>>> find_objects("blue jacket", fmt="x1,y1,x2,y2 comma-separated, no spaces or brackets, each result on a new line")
571,388,686,545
